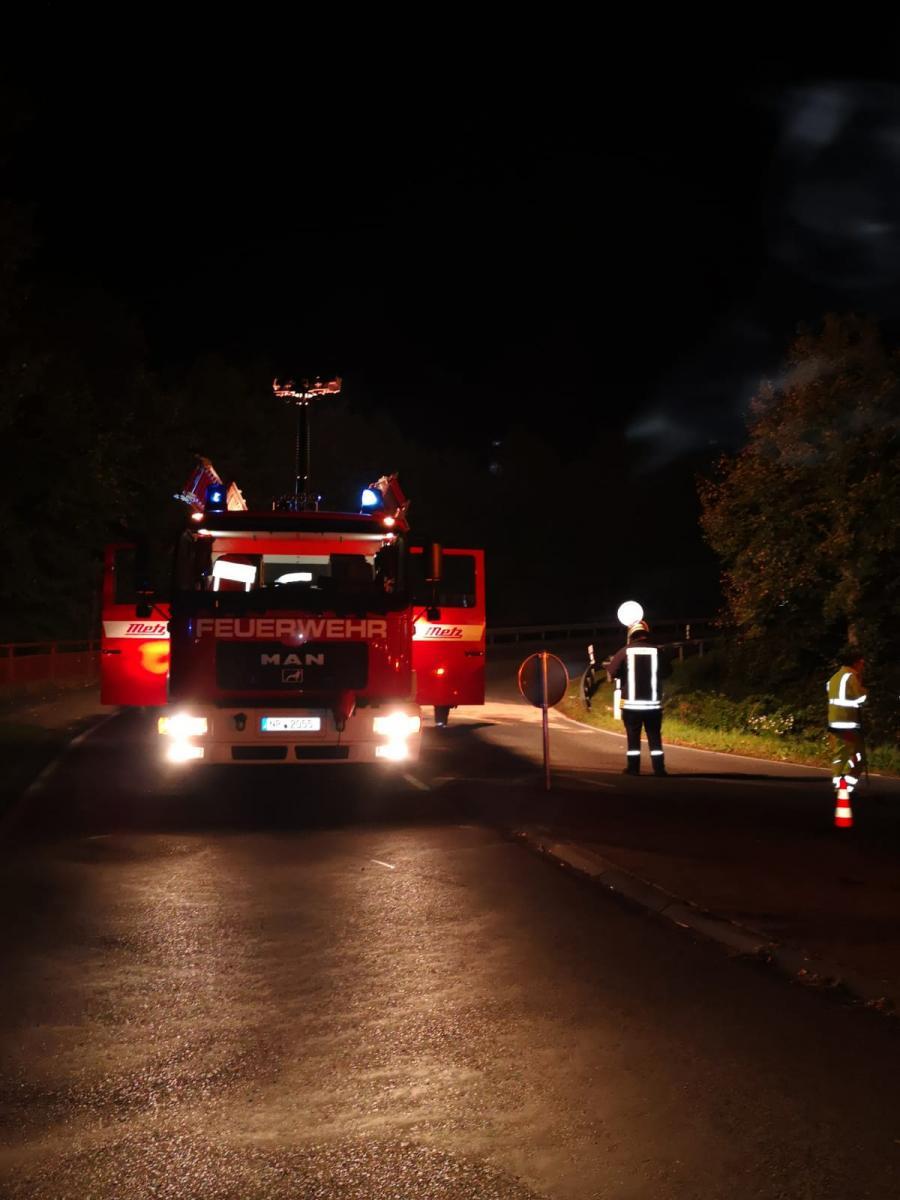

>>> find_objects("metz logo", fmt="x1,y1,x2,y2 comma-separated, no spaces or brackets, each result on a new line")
103,621,170,639
420,625,463,639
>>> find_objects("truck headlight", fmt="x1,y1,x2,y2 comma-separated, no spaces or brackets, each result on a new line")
375,739,410,762
372,711,421,738
158,714,209,737
166,739,205,763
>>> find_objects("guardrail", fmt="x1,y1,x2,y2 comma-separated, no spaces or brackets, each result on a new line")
0,621,716,687
0,640,100,687
485,618,715,648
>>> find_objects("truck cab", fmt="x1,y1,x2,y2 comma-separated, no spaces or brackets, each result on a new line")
101,470,485,765
156,507,420,764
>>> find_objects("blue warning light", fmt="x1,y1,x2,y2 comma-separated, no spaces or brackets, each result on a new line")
205,484,226,512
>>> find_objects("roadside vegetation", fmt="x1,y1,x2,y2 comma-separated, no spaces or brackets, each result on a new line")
697,315,900,748
560,647,900,776
561,315,899,777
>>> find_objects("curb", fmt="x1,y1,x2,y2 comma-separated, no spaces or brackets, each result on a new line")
0,711,118,838
512,825,898,1017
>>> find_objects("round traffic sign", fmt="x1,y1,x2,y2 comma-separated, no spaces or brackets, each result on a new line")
517,652,569,708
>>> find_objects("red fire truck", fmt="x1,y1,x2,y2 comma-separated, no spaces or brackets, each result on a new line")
101,471,485,764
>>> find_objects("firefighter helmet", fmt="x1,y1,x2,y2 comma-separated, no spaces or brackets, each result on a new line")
627,619,650,642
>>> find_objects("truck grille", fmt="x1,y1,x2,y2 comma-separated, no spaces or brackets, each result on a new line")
216,641,368,692
232,745,287,760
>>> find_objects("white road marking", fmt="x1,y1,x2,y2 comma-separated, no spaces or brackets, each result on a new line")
572,777,615,789
68,713,117,747
370,859,396,870
22,759,62,797
402,773,431,791
1,712,122,839
22,712,119,800
551,708,835,773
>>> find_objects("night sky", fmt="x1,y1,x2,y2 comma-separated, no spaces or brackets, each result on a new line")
6,27,900,617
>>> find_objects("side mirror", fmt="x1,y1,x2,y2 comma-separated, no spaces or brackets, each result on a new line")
426,542,443,583
136,588,154,618
425,542,442,621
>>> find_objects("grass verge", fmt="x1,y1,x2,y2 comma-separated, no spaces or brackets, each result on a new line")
558,679,900,776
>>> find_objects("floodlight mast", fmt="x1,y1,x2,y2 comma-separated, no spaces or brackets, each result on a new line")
272,376,342,510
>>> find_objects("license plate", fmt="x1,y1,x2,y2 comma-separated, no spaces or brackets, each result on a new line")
260,716,322,732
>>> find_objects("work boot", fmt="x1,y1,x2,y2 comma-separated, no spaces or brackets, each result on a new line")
653,766,668,777
622,765,640,776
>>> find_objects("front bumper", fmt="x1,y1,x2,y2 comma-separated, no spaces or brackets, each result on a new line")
158,705,422,765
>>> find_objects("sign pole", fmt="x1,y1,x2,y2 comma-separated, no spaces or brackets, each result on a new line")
541,651,551,791
517,650,568,792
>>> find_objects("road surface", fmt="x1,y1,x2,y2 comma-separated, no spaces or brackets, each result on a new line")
2,675,900,1198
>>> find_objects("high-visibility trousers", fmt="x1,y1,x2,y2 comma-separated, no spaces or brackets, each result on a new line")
829,726,865,793
622,708,665,773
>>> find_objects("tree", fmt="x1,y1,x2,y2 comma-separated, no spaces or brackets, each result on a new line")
699,315,900,738
0,286,154,640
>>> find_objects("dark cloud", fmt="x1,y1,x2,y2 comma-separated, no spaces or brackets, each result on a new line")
772,82,900,296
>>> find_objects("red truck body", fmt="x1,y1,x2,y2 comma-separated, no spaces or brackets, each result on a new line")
101,493,484,763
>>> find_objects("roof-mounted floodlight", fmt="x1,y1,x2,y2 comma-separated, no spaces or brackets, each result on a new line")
617,600,644,627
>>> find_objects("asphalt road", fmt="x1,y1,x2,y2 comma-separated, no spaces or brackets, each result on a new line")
3,674,900,1198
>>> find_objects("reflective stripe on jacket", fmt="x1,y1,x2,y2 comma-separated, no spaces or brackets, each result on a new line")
607,644,661,711
827,667,866,730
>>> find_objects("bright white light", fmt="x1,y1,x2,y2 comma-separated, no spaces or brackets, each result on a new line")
275,571,313,584
166,739,205,763
382,516,396,527
376,738,409,761
373,711,422,737
191,512,204,522
158,713,208,737
212,559,257,591
617,600,644,627
361,488,379,507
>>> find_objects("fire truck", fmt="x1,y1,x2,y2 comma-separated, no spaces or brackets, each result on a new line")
101,467,485,764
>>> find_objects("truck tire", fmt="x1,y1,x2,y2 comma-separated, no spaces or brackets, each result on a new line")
434,705,450,728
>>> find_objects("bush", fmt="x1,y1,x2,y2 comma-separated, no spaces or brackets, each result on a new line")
668,691,743,730
667,648,725,695
669,690,803,737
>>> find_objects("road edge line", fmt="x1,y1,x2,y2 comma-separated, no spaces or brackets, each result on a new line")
511,825,899,1017
0,711,119,838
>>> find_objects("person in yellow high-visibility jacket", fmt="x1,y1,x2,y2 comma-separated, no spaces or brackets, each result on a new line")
827,650,866,798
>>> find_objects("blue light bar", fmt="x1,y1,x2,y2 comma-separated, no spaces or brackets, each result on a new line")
205,483,227,512
361,488,380,508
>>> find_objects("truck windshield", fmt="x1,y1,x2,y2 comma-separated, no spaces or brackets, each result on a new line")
173,535,407,614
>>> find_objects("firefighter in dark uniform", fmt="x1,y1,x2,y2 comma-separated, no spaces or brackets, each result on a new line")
605,620,667,776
